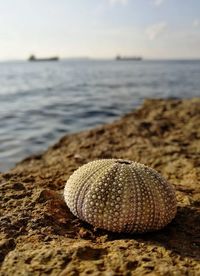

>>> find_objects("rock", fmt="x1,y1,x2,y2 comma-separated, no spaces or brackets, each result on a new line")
0,98,200,275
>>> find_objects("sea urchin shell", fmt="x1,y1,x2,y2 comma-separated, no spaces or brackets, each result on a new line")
64,159,177,233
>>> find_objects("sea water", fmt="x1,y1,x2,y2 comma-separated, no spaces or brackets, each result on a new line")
0,59,200,171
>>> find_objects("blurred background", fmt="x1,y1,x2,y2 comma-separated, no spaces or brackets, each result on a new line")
0,0,200,172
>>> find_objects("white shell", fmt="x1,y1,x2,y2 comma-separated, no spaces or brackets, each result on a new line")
64,159,177,233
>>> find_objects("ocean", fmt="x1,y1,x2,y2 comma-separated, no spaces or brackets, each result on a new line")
0,59,200,172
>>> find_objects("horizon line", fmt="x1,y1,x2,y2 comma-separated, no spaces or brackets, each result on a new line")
1,56,200,62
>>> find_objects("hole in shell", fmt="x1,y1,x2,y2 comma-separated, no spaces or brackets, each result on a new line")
116,160,132,165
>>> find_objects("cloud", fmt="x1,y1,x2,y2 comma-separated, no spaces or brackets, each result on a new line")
146,22,167,40
153,0,165,6
108,0,128,6
193,19,200,28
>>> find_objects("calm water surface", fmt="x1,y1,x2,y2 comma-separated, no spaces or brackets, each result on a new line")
0,59,200,171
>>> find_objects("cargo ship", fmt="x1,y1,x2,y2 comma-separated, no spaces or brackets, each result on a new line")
28,55,59,62
115,55,142,61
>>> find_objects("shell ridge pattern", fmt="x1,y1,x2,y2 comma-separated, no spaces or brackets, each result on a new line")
121,165,135,232
81,161,115,224
155,171,176,225
97,163,119,231
88,162,123,231
111,163,127,232
64,163,89,215
143,168,157,231
136,166,156,231
65,161,105,216
129,166,143,232
131,165,145,232
76,161,113,220
129,165,138,232
151,173,168,229
146,167,176,227
129,165,139,233
148,172,161,229
138,166,161,229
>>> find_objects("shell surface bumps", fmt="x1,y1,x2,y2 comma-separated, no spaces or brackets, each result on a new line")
64,159,177,233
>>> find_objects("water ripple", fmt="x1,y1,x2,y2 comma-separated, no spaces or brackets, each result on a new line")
0,59,200,171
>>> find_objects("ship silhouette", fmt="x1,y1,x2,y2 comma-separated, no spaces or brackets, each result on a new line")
28,55,59,62
116,55,142,61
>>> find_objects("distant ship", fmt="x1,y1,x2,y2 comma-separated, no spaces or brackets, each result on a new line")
116,55,142,61
28,55,59,62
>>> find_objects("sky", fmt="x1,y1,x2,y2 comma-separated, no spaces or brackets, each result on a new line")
0,0,200,60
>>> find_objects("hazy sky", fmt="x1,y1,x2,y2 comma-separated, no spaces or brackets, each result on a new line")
0,0,200,60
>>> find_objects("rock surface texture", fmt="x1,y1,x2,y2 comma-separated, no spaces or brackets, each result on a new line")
0,98,200,275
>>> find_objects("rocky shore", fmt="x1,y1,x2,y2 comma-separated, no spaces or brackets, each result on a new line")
0,98,200,275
